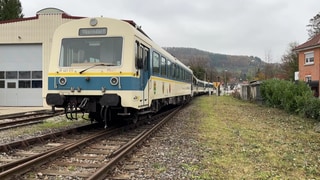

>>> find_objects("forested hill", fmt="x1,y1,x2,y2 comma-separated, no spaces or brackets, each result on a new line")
163,47,264,75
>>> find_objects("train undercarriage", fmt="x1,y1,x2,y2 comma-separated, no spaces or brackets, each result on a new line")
46,93,191,128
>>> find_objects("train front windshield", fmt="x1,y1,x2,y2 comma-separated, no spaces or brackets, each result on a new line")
59,37,123,67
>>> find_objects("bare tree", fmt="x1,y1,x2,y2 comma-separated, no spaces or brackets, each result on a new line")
281,42,299,80
307,12,320,39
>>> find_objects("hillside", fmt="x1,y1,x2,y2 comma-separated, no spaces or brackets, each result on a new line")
164,47,266,82
164,47,264,72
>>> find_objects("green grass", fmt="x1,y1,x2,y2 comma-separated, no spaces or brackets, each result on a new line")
194,96,320,179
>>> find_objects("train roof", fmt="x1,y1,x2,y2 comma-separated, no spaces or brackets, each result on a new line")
122,20,150,39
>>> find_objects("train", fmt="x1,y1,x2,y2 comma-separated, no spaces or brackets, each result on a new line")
45,17,213,127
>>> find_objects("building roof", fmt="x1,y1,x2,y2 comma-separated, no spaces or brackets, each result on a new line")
0,7,83,24
295,33,320,51
36,7,65,15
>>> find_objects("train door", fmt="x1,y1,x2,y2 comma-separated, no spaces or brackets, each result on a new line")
136,41,150,107
142,47,150,106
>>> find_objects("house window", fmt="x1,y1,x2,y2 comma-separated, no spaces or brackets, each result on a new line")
305,75,312,82
305,52,314,65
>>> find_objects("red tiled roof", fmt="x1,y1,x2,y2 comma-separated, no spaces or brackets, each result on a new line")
0,9,84,24
0,16,39,24
295,33,320,51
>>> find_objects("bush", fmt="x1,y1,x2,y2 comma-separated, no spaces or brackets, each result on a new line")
260,79,320,120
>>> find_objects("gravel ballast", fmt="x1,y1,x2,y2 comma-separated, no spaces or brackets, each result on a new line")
110,101,206,179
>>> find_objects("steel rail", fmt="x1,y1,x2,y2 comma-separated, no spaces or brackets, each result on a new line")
88,106,181,180
0,112,63,130
0,123,97,152
0,128,119,179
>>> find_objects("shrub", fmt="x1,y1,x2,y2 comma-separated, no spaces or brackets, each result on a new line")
260,79,319,120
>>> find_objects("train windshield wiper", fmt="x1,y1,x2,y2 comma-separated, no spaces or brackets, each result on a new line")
79,63,115,74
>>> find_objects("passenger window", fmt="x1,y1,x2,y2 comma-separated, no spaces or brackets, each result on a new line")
171,64,176,79
176,67,180,80
181,70,183,81
167,60,171,78
161,57,166,76
152,52,160,75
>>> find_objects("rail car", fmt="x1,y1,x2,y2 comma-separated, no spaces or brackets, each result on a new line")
46,17,196,127
192,76,214,96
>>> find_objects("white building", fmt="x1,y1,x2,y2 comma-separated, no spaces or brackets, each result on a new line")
0,8,83,106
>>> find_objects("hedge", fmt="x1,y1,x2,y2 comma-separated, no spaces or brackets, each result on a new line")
260,79,320,120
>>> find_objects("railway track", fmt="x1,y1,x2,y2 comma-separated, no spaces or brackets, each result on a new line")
0,106,181,179
0,110,63,130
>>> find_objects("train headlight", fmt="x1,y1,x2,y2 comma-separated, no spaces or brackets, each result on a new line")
90,18,98,26
59,77,67,86
77,87,81,92
110,77,119,86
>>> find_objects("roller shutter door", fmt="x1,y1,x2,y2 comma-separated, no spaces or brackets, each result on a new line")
0,44,42,106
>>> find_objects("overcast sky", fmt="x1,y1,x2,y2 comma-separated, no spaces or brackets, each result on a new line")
20,0,320,63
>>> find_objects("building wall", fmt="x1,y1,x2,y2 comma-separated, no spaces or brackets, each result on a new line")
298,48,320,82
0,9,80,106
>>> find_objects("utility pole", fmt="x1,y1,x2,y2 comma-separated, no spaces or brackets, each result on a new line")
217,76,220,96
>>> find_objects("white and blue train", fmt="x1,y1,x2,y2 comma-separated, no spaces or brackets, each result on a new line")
46,17,212,126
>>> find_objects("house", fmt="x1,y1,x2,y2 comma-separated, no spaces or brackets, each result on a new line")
295,33,320,97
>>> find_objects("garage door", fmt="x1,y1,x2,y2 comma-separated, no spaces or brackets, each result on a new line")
0,44,42,106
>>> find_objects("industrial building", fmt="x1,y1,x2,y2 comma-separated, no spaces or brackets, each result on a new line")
0,8,82,106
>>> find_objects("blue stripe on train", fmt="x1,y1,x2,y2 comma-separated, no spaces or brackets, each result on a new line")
48,76,143,91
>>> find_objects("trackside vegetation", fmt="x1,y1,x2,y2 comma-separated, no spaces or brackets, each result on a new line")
260,79,320,120
195,96,320,179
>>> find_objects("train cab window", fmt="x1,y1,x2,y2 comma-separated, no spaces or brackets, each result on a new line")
152,52,160,75
59,37,123,67
135,42,143,69
160,57,166,76
143,48,149,72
